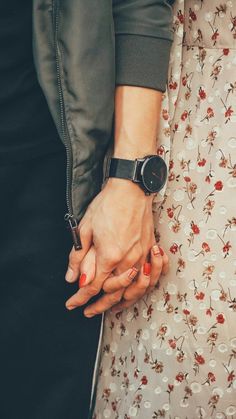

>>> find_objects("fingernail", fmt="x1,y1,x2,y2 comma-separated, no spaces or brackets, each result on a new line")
128,267,138,280
143,262,151,276
79,273,87,288
65,268,74,283
159,246,164,257
152,245,161,256
66,303,75,311
84,311,94,318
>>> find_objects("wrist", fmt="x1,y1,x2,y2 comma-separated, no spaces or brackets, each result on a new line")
113,141,156,160
105,177,154,201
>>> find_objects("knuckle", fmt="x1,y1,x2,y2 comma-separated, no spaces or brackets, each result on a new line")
109,291,123,305
88,285,100,296
104,248,123,267
123,276,133,287
102,282,110,292
68,250,79,267
163,254,169,264
135,244,143,261
139,278,150,290
79,224,88,238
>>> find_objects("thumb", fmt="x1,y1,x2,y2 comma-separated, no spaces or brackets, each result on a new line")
65,223,93,283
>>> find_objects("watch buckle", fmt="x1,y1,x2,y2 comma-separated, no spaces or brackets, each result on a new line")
104,157,111,179
132,159,140,182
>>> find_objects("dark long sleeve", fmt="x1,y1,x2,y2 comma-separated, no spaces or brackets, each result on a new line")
112,0,174,92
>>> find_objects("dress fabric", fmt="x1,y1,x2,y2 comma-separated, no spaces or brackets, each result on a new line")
94,1,236,418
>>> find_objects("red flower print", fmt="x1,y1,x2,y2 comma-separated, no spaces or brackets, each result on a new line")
198,158,206,167
212,30,219,42
195,353,205,365
176,372,185,382
214,180,223,191
206,308,213,316
177,10,184,24
199,87,206,100
168,384,174,391
184,176,191,182
170,243,179,254
223,48,230,56
169,159,174,170
167,208,174,218
157,146,164,156
189,8,197,21
183,309,190,316
216,314,225,324
208,372,216,383
141,376,148,386
222,240,232,255
182,76,187,86
162,109,169,121
191,222,200,234
228,371,235,382
169,81,178,90
168,339,176,349
202,242,210,252
207,107,214,118
225,106,234,118
181,110,188,121
196,292,205,301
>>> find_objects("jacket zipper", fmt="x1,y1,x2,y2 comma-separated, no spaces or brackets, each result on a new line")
53,0,82,250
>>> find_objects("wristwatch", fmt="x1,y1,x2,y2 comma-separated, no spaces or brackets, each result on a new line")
106,155,167,195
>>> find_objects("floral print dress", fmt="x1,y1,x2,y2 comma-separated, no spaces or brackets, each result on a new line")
93,1,236,417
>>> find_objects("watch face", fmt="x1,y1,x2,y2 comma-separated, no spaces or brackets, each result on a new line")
141,156,167,193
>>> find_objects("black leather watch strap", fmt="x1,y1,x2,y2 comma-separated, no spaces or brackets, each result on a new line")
107,157,141,182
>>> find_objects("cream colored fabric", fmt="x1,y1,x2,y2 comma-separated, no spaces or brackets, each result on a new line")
94,1,236,417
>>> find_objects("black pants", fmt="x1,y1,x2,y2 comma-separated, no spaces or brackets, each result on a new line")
0,151,101,419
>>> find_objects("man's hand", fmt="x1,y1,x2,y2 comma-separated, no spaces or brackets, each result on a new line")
65,84,167,314
65,177,156,311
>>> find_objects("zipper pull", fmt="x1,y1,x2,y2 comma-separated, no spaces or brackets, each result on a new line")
64,213,82,251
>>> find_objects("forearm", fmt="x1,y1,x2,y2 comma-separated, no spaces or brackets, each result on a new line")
113,85,163,159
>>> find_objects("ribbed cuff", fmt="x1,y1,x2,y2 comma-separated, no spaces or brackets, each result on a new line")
115,34,172,92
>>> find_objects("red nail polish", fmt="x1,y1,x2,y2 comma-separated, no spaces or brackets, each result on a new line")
128,267,138,279
159,246,164,256
79,273,87,288
143,262,151,276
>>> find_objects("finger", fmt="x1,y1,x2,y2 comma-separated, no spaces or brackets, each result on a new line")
113,244,143,275
66,262,110,310
159,246,169,275
78,246,96,288
77,244,125,305
122,262,150,302
66,285,96,310
103,267,139,293
149,244,163,288
84,289,125,317
65,222,93,283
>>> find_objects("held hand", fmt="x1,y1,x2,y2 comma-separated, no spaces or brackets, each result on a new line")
65,178,156,311
83,244,169,317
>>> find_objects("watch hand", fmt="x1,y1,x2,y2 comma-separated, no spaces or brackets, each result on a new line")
152,171,160,179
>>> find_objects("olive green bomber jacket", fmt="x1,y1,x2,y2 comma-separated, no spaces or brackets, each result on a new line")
33,0,174,245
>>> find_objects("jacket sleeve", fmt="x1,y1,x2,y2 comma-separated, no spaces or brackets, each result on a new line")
112,0,174,92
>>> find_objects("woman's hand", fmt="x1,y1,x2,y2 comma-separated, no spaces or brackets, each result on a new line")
83,244,169,317
65,177,158,311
